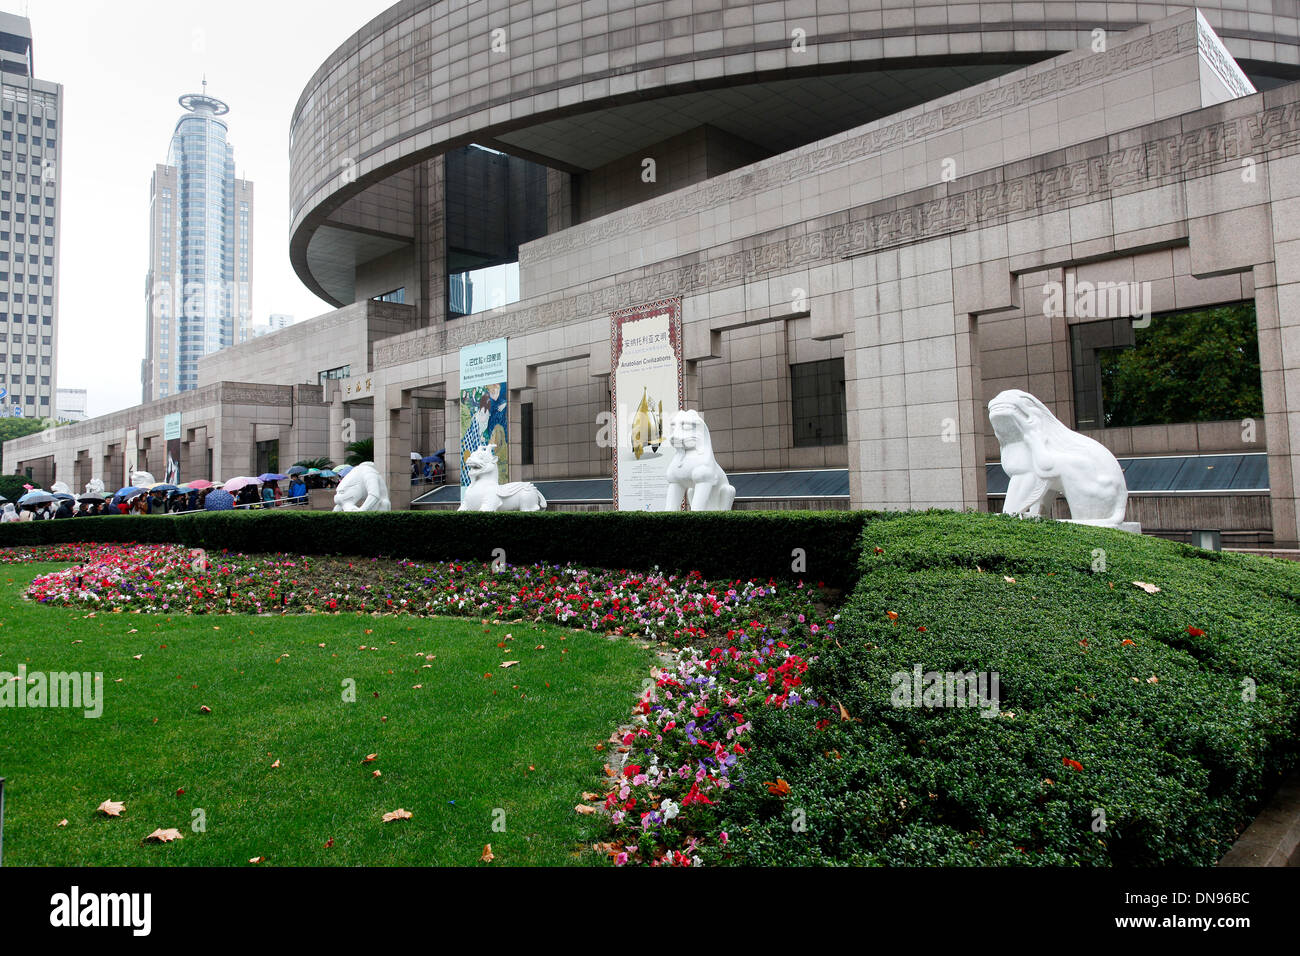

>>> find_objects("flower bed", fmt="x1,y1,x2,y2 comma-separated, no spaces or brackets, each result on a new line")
594,619,835,866
12,544,830,644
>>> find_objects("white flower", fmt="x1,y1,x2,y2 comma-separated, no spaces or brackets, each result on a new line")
660,798,679,821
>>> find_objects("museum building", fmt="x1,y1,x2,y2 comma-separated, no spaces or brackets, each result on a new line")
9,1,1300,546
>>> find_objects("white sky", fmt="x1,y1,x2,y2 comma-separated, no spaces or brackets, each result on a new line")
6,0,396,416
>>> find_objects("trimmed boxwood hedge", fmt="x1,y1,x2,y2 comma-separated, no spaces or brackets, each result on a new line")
0,509,872,587
718,510,1300,866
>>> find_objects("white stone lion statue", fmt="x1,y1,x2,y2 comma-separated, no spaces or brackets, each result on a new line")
130,470,157,488
988,389,1128,527
332,461,391,512
664,410,735,512
84,478,105,497
51,481,73,496
458,445,546,512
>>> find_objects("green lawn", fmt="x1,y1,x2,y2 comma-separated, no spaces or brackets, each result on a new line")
0,563,651,866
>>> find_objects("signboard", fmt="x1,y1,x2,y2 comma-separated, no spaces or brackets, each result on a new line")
458,338,509,491
339,375,376,401
164,413,182,485
611,298,683,511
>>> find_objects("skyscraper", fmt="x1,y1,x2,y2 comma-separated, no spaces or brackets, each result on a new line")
142,85,252,402
0,12,61,420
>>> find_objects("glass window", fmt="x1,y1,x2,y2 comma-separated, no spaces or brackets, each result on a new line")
791,358,847,447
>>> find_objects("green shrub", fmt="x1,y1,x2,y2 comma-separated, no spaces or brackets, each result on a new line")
0,509,872,587
718,511,1300,866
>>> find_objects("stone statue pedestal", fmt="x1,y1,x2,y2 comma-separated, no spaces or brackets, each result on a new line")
1118,521,1143,534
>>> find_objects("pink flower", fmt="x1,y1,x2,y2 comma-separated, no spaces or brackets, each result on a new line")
719,831,729,845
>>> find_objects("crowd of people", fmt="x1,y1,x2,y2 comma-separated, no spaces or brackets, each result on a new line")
1,472,344,521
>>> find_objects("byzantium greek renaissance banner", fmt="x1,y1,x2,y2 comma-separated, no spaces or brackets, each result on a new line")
611,298,683,512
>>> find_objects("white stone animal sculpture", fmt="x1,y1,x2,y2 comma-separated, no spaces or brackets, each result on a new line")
84,478,105,497
51,482,73,496
988,389,1128,527
663,410,736,512
458,445,546,512
130,471,157,488
332,461,391,512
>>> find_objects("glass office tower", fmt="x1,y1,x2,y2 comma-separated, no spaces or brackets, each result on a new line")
142,86,253,402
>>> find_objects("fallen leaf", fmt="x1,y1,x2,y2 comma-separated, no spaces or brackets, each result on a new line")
1131,581,1161,594
323,838,334,848
500,661,519,668
1003,576,1015,584
132,654,143,660
574,804,598,815
580,792,604,802
56,819,68,827
362,754,378,764
838,702,851,722
249,856,265,864
480,844,495,863
97,799,126,817
143,828,183,843
764,779,791,797
372,770,382,778
1147,675,1159,684
382,808,412,823
199,705,211,713
270,759,281,768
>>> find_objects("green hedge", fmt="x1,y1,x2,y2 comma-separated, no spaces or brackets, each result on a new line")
0,509,872,587
719,511,1300,866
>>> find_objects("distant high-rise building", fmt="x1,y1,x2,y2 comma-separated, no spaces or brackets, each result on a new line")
242,313,295,342
55,386,86,422
142,85,253,403
0,13,61,421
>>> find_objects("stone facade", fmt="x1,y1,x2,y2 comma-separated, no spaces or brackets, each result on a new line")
10,6,1300,545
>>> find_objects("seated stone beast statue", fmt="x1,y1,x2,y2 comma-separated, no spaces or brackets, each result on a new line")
333,461,391,512
458,445,546,512
988,389,1128,527
664,410,736,512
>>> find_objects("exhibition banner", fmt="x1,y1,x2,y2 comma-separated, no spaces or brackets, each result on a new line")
611,297,683,511
459,338,509,491
164,413,182,485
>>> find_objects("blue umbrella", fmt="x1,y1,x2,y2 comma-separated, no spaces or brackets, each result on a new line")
116,486,144,498
421,455,442,463
259,473,288,482
53,493,76,501
336,465,353,476
286,466,308,476
204,489,235,512
320,470,337,478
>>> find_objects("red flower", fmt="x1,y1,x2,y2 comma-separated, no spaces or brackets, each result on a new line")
623,765,641,778
1186,626,1205,637
1062,758,1084,772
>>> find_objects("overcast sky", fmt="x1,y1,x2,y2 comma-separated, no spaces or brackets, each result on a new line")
5,0,395,416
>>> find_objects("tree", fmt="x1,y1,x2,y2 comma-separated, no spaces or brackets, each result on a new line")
1098,304,1263,428
345,438,374,466
292,457,334,471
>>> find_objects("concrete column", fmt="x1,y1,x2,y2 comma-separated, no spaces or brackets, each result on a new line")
382,393,414,512
328,396,346,466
